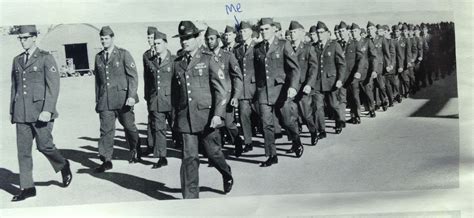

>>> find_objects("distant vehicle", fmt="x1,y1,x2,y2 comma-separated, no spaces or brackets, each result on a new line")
60,58,93,78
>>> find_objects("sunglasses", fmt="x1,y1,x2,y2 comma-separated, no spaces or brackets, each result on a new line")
17,35,33,41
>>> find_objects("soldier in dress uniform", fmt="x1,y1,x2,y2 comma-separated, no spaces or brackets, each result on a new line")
337,21,356,127
10,25,72,201
254,17,303,167
381,25,399,107
420,23,432,86
171,21,233,199
348,23,377,124
367,22,390,112
204,26,245,157
222,25,238,52
287,20,319,146
334,24,341,41
234,21,258,152
399,24,415,98
143,30,176,168
273,22,284,39
143,26,158,156
312,21,346,137
413,25,424,91
93,26,141,172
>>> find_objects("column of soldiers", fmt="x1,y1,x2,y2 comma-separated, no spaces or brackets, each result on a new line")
9,20,455,201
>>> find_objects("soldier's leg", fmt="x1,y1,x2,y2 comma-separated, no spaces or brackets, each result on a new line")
274,111,282,135
239,100,253,145
180,133,200,199
336,87,347,125
361,79,375,112
313,90,326,132
118,107,140,152
327,90,342,124
151,111,168,158
33,121,67,172
202,128,232,179
375,75,388,106
384,75,394,105
224,107,242,145
98,110,117,161
16,123,35,189
299,94,317,134
146,112,154,151
279,99,300,142
259,104,276,156
350,81,362,117
400,70,410,96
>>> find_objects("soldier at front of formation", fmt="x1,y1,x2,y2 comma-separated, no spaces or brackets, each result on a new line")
171,21,233,199
348,23,377,124
204,26,245,157
367,22,390,112
142,26,158,157
287,20,319,146
337,21,358,125
93,26,141,173
143,30,176,169
10,25,72,202
254,17,303,167
312,21,346,137
233,21,258,152
222,25,238,52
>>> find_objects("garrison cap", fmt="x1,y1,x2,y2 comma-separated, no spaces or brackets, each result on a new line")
350,23,361,30
173,21,203,38
401,24,408,31
376,24,382,29
360,28,367,34
383,25,390,31
334,24,339,31
392,25,400,31
147,26,157,35
339,21,348,29
273,22,282,30
309,25,318,33
100,26,114,36
367,21,376,28
224,25,236,33
289,20,304,30
18,25,37,34
239,21,252,30
154,30,167,40
285,30,290,36
258,17,274,26
205,26,220,38
316,21,328,31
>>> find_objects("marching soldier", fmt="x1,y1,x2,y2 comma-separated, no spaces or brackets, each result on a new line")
413,25,424,91
312,21,346,136
142,26,158,156
94,26,141,172
222,25,238,52
171,21,233,199
382,25,399,107
143,30,176,168
254,17,303,167
367,22,390,111
234,21,258,152
10,25,72,201
420,23,432,86
393,25,408,103
287,20,319,146
204,26,244,157
337,21,356,127
399,24,414,98
348,23,377,124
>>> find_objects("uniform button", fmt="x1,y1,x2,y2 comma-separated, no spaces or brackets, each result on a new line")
158,70,160,73
265,58,268,61
186,75,189,79
243,74,247,76
106,71,109,74
243,58,246,61
187,83,190,86
266,76,269,79
266,70,269,73
106,66,108,68
23,78,26,81
157,76,160,78
243,63,246,66
23,92,27,95
107,83,110,86
158,81,160,84
23,71,26,74
158,87,160,90
188,90,191,94
265,64,268,67
23,85,26,88
188,98,192,101
106,77,109,80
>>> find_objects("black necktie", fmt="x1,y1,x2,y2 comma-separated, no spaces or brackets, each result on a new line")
292,45,297,52
319,43,323,51
105,51,109,63
244,44,248,53
24,52,29,65
265,41,269,52
158,57,162,66
186,54,191,65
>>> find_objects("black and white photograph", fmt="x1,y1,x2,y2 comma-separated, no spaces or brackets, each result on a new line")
0,0,472,217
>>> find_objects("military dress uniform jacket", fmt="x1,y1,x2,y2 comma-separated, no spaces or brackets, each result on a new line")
339,39,357,85
385,38,397,75
254,38,300,105
313,39,346,91
293,41,318,95
353,38,376,82
212,48,243,101
414,36,424,61
394,37,408,71
234,41,256,100
143,50,176,112
94,46,139,112
371,36,391,75
10,48,60,123
172,47,230,133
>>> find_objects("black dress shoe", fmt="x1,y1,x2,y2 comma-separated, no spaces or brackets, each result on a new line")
260,155,278,167
61,159,72,187
94,161,113,173
11,187,36,202
234,139,243,158
243,144,253,153
223,176,233,194
369,111,376,118
397,96,402,103
141,148,153,157
294,141,304,158
152,157,168,169
318,131,327,139
275,133,283,139
99,155,106,162
335,127,342,134
129,149,139,163
341,122,346,128
355,116,361,124
310,133,319,146
388,102,394,107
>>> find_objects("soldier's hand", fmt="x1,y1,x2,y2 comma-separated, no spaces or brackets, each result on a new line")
371,71,377,79
287,87,297,98
398,68,403,73
125,97,136,106
386,66,391,72
418,57,423,61
302,85,312,94
210,116,223,128
335,80,343,89
354,72,361,79
38,111,52,122
230,98,238,108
